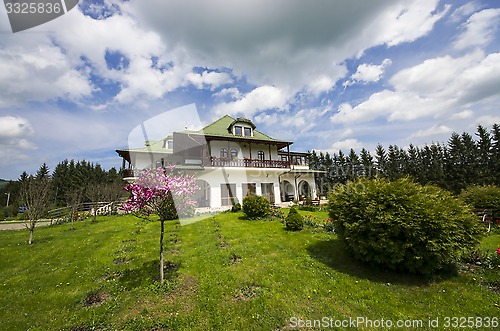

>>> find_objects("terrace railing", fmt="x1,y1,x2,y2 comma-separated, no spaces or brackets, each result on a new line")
208,157,290,168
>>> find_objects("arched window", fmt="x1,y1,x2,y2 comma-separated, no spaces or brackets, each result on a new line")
257,150,265,160
220,148,228,158
230,148,238,159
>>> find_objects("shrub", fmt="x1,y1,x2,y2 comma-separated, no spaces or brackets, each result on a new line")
329,177,484,275
285,207,303,231
459,185,500,220
231,200,242,212
242,195,270,219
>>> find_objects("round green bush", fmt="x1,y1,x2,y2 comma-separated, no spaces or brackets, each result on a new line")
242,195,270,219
329,177,483,275
285,207,304,231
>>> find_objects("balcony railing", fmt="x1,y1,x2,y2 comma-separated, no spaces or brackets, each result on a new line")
209,157,290,168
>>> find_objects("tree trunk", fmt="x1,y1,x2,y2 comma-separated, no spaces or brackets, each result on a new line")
28,226,34,245
159,219,165,284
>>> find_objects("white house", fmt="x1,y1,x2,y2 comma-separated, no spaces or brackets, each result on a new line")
116,115,321,210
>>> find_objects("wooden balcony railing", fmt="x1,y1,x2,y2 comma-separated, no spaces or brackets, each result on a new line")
209,157,290,168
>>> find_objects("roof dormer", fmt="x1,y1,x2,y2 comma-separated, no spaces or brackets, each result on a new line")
228,117,256,137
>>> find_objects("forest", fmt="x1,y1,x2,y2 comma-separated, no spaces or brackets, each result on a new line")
309,124,500,195
0,160,125,218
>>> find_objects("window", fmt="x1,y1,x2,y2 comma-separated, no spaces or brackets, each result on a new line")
234,126,243,136
244,127,252,136
243,183,256,196
257,150,265,160
261,183,275,203
220,148,228,158
221,184,236,206
166,140,173,149
230,148,238,159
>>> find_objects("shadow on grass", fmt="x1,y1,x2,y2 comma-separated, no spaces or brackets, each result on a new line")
118,260,180,289
306,238,457,287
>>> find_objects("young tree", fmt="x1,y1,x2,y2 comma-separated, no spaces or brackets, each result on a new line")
123,168,198,284
20,174,52,244
67,188,84,230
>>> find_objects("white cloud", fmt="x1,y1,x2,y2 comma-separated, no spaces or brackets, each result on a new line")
449,2,481,23
475,115,500,127
119,0,444,95
454,8,500,50
0,116,36,164
307,75,336,96
0,41,93,108
214,86,288,117
407,124,453,140
451,110,474,120
213,87,241,100
332,50,500,124
326,139,363,154
185,71,233,90
345,59,392,86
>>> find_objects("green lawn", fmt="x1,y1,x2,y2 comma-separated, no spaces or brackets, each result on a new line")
0,212,498,330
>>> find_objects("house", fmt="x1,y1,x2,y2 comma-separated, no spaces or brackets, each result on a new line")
116,115,321,210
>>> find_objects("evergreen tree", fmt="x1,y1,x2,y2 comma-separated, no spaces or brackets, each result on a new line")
406,144,421,182
475,125,493,185
36,163,50,180
491,124,500,185
347,149,361,181
374,144,387,178
461,132,480,187
359,148,374,178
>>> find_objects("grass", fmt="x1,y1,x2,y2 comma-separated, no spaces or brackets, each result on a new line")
0,211,499,330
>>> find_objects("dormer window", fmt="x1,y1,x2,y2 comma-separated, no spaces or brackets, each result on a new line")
228,117,256,137
166,140,173,149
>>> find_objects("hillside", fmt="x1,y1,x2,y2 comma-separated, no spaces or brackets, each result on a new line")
0,214,498,330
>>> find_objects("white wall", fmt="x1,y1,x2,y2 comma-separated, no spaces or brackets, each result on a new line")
195,168,283,207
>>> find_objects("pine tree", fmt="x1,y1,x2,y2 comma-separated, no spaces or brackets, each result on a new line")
491,124,500,185
36,163,50,180
347,149,361,181
406,144,421,182
374,144,387,178
461,132,480,187
359,148,374,178
475,125,493,185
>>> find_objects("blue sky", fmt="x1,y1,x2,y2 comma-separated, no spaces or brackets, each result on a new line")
1,0,500,179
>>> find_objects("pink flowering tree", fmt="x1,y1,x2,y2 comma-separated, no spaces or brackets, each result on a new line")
123,167,198,284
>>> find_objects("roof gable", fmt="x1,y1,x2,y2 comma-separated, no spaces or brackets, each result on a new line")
181,115,290,145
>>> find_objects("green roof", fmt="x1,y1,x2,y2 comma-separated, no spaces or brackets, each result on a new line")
182,115,291,145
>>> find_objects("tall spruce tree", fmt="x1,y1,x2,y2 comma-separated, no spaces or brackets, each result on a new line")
374,144,387,178
491,124,500,185
476,125,493,185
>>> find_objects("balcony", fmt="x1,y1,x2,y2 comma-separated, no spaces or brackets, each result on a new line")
209,157,290,168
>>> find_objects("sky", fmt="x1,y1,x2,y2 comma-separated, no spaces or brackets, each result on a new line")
1,0,500,180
